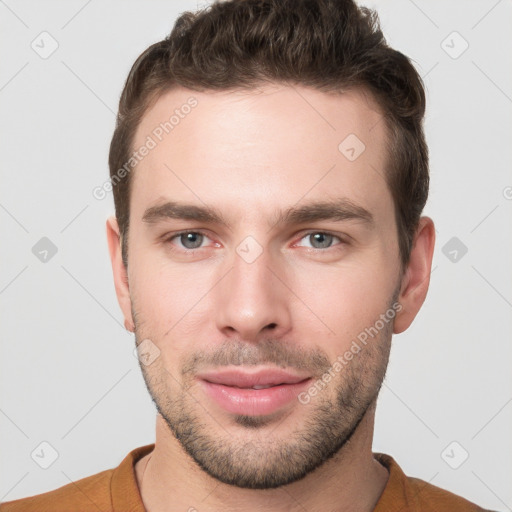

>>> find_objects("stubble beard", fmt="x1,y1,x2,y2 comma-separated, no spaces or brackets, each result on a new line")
134,301,394,489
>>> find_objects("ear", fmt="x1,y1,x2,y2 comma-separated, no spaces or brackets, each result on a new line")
106,216,134,332
393,216,436,334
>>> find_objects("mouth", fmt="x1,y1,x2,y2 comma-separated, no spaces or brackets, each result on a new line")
196,367,312,416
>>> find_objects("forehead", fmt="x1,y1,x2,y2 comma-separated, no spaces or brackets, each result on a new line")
130,84,391,224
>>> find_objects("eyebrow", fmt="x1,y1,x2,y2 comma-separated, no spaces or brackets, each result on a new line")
142,198,374,228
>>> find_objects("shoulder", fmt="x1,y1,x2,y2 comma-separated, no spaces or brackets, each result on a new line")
374,453,495,512
0,444,154,512
404,474,494,511
0,468,115,512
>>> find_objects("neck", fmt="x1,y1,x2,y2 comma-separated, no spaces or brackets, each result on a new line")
136,405,389,512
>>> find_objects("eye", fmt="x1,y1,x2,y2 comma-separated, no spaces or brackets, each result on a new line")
295,232,344,250
164,230,345,253
167,231,212,250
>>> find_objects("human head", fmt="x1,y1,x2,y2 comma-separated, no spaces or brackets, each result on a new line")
106,0,435,491
108,0,429,271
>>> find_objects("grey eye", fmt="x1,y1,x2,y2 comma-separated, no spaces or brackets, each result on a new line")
179,232,204,249
308,233,335,249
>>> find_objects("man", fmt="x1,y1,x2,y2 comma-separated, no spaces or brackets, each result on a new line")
1,0,494,511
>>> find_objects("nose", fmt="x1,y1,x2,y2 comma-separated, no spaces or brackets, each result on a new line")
214,246,292,342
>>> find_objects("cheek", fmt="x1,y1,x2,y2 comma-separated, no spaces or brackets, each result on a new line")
130,260,216,343
290,259,396,347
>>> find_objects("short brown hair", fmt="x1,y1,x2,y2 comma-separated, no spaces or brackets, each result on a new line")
109,0,428,269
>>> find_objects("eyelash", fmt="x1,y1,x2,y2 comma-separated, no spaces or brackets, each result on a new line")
163,229,346,253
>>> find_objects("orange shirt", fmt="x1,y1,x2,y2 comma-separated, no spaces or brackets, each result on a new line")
0,444,493,511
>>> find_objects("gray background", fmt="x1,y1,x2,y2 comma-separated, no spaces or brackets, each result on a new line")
1,0,511,510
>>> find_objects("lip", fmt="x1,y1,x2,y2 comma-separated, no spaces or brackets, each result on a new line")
197,368,312,416
198,368,310,388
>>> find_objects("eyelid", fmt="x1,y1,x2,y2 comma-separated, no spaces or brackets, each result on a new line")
292,230,347,249
164,229,348,252
164,229,217,249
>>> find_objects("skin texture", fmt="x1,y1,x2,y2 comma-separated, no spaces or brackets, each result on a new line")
107,84,435,512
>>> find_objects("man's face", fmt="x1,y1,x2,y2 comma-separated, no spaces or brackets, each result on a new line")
124,85,402,488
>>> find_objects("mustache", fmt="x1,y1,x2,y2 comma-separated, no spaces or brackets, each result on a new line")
180,338,332,378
